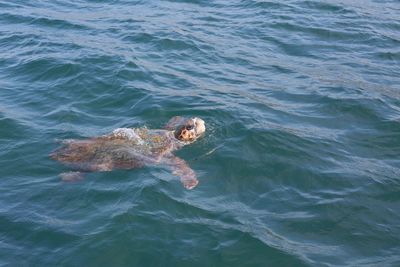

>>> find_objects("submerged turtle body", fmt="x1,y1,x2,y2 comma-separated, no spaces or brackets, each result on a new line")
51,117,206,189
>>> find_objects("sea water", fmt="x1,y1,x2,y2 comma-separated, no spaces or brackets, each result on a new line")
0,0,399,266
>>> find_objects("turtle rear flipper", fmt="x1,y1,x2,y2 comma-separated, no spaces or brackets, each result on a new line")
60,171,85,182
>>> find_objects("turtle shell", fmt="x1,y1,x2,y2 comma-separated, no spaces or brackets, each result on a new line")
51,128,176,172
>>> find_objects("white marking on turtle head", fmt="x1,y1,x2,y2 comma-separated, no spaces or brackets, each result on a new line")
174,117,206,143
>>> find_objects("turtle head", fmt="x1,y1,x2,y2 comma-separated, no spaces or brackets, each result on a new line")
174,117,205,143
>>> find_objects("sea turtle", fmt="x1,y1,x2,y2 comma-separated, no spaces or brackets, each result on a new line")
50,116,206,189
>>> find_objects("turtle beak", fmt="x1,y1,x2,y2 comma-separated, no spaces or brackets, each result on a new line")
193,118,205,136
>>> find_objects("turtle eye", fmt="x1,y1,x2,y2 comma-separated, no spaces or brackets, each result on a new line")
186,125,194,130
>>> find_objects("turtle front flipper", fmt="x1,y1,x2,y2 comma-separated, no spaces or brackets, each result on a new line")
163,155,199,190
